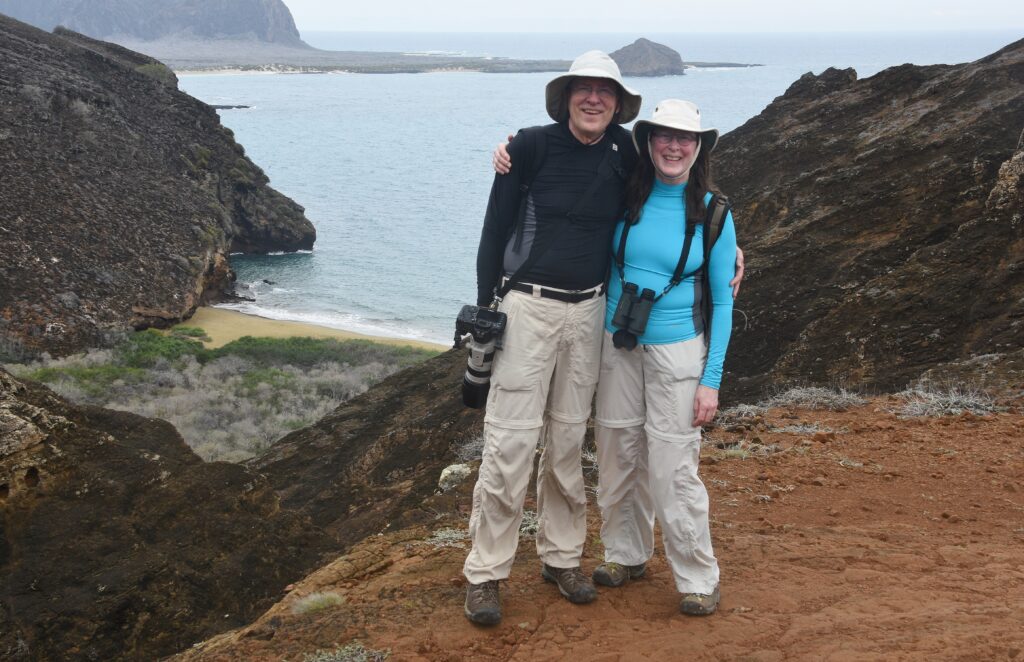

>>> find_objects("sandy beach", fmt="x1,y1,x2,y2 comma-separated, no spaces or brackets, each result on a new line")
177,307,448,352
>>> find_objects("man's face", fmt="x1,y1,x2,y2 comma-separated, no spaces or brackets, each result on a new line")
566,77,620,142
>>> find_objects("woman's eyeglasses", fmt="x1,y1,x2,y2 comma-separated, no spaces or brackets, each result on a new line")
651,130,699,146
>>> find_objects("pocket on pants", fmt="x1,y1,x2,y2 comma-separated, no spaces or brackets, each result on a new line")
645,338,706,440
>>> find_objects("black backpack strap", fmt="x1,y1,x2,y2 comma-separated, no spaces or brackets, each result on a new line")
497,137,615,301
614,206,696,303
699,194,732,342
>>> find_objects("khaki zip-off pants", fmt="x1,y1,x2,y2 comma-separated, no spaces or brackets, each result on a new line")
594,331,720,595
463,289,604,584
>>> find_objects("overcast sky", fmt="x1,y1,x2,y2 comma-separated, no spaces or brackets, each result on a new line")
283,0,1024,32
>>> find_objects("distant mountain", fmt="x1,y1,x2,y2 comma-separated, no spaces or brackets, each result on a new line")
0,0,307,46
610,37,686,76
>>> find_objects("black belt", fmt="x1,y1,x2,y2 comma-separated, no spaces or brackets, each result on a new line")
506,281,605,303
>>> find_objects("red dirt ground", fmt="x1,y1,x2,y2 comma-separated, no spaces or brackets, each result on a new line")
175,396,1024,662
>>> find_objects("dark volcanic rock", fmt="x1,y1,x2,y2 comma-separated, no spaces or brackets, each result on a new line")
610,38,686,76
715,40,1024,398
0,0,307,46
249,349,484,548
0,16,315,358
0,368,334,661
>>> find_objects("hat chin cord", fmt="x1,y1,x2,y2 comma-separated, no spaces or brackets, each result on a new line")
649,136,701,185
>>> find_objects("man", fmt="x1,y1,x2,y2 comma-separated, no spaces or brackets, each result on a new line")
463,51,641,625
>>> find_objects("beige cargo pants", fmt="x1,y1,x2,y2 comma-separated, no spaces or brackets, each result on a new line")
594,331,720,595
463,288,604,584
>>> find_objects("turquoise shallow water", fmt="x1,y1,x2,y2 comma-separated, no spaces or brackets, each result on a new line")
177,30,1021,345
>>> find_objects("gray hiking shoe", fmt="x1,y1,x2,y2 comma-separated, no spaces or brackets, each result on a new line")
464,580,501,625
679,585,720,616
541,564,597,604
592,561,647,587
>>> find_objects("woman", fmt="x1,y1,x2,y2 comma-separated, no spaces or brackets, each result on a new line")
591,99,736,615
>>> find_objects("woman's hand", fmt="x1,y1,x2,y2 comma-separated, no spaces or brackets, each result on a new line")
492,134,514,174
692,385,720,427
729,247,745,298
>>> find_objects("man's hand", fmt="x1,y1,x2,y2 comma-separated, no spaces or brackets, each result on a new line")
692,385,720,427
492,134,514,174
729,247,745,298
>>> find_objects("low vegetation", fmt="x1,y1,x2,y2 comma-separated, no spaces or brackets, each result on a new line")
895,383,1004,417
5,328,438,462
302,642,390,662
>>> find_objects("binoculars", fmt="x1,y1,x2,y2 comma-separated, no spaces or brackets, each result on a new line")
610,282,655,350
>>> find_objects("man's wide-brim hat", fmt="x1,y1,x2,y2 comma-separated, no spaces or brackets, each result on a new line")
632,99,719,155
545,50,642,124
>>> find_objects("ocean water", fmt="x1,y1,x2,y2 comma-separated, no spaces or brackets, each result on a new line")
177,30,1020,345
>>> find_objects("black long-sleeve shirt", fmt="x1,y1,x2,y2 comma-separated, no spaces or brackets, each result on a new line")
475,122,636,306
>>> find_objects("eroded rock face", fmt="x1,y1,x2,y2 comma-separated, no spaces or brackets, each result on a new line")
715,39,1024,397
0,368,334,661
609,38,686,76
249,349,485,548
0,16,315,358
0,0,307,46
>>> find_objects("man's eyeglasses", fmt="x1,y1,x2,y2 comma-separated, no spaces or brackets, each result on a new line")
651,130,699,146
569,82,618,100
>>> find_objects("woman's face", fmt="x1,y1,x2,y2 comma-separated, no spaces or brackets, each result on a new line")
649,129,700,184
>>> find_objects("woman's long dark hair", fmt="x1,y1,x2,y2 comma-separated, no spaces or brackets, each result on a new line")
624,136,717,226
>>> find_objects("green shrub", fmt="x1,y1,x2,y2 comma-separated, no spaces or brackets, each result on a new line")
118,329,204,367
170,326,209,338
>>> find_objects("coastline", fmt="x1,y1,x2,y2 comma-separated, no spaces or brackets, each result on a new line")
178,307,448,352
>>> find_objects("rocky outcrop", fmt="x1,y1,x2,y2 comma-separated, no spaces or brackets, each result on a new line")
248,349,484,547
0,347,479,661
0,0,307,46
0,15,315,358
610,38,686,76
715,39,1024,398
0,368,335,661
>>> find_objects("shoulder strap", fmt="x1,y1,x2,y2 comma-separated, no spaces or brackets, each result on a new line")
496,136,614,301
699,194,732,344
614,199,697,302
519,128,548,195
702,194,730,267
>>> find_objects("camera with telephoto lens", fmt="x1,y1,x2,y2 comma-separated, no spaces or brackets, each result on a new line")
611,284,655,350
454,304,508,408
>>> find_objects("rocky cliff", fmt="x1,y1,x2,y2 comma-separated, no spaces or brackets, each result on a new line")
0,0,307,46
0,348,478,661
715,39,1024,398
610,37,686,76
0,368,336,661
0,16,315,358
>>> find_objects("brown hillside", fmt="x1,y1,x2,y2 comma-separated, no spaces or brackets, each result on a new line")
175,393,1024,661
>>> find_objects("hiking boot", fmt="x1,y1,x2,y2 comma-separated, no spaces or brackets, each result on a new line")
592,561,647,588
541,564,597,604
464,580,501,625
679,585,720,616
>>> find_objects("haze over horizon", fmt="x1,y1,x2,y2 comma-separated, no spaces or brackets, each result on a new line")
282,0,1024,33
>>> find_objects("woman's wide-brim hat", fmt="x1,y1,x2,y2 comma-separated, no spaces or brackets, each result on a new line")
545,50,642,124
632,99,719,155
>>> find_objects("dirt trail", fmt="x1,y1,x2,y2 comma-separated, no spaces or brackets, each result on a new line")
175,397,1024,661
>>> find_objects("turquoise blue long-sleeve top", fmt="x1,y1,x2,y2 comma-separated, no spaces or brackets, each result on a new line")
605,180,738,389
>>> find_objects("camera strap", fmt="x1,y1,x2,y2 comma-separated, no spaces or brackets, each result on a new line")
496,138,618,302
614,213,696,303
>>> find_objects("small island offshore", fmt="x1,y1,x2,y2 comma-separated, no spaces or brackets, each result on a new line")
1,2,1022,660
0,0,758,73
